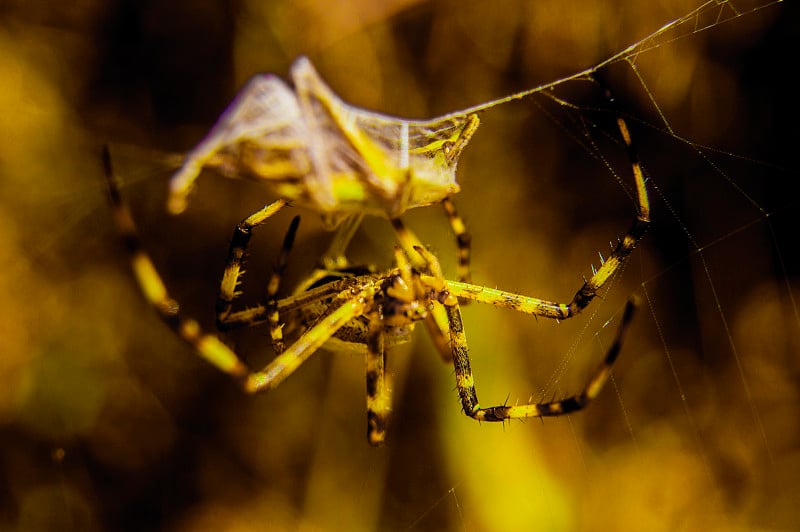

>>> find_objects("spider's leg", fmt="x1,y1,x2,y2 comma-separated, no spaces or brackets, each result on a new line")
263,216,301,354
244,286,376,393
438,284,636,421
438,299,480,415
107,145,364,392
218,266,365,331
441,197,471,284
216,271,374,347
567,82,650,315
566,77,650,315
441,280,579,320
443,83,649,321
469,299,636,422
102,146,250,381
215,199,289,330
276,276,369,314
414,247,480,408
366,316,391,446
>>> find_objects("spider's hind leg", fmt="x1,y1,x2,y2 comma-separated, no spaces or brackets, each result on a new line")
443,292,636,422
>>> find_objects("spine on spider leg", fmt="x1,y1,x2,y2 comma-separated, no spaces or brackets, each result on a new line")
101,146,251,381
567,74,651,316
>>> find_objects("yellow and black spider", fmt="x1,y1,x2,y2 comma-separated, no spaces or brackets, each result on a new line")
102,67,650,444
104,156,638,445
102,74,648,444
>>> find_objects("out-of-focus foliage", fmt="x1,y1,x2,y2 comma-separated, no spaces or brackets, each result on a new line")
1,1,797,530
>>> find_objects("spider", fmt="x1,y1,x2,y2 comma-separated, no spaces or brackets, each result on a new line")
102,73,648,443
102,64,650,444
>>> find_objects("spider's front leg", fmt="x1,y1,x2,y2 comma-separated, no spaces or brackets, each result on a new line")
215,205,311,357
215,199,289,329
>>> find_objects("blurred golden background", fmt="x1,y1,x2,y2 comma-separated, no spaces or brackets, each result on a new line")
1,0,797,530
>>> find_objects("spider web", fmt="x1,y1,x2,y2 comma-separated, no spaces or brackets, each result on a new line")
0,0,796,530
